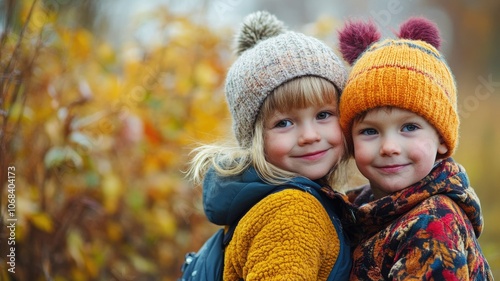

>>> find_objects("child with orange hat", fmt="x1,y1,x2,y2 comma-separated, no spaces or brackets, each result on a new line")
337,17,493,280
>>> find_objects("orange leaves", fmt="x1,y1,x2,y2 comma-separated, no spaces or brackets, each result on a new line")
143,118,163,145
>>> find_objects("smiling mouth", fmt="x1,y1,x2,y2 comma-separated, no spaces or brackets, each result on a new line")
377,164,408,173
296,149,328,161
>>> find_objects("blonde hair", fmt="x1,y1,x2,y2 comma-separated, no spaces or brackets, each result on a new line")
187,76,348,189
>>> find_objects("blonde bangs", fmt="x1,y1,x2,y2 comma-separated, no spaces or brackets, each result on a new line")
261,76,339,119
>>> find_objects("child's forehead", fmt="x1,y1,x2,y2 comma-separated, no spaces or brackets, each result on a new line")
275,101,337,113
264,77,340,112
358,106,425,121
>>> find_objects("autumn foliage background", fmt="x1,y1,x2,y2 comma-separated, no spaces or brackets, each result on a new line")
0,0,499,280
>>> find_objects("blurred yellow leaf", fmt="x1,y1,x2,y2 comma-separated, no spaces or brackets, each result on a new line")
129,254,157,274
106,221,123,242
143,154,161,174
67,230,84,267
83,252,99,278
96,42,116,65
194,61,219,87
154,207,177,238
29,212,54,232
102,173,122,214
158,149,179,169
68,269,87,281
7,103,34,123
45,118,63,145
307,15,337,38
72,29,92,60
22,1,55,30
175,77,193,96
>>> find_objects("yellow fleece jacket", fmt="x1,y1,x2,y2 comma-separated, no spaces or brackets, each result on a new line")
223,189,340,280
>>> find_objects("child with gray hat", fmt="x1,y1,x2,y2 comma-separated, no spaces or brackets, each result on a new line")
187,11,352,280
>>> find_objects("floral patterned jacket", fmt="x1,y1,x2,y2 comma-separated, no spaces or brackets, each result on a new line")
343,158,493,280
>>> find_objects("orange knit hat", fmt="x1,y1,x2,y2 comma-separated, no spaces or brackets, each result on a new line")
338,17,458,158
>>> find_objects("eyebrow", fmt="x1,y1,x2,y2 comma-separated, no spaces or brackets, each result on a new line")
356,111,423,125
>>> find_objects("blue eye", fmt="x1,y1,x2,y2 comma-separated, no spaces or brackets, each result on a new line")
402,124,419,132
317,111,332,120
275,120,292,128
360,128,378,135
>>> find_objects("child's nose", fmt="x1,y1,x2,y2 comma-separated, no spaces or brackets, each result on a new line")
298,125,321,145
380,137,401,156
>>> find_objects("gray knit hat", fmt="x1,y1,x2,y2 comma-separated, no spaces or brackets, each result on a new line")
225,11,347,148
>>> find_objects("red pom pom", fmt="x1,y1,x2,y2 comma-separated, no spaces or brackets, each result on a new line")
338,20,381,65
397,17,441,50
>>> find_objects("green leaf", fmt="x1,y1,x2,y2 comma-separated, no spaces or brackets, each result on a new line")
129,254,156,274
44,146,83,169
70,131,94,150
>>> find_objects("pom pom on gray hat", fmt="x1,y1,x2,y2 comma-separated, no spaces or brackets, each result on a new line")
235,11,287,55
225,11,347,148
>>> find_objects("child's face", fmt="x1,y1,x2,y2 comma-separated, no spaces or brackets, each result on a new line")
352,108,448,199
263,103,344,180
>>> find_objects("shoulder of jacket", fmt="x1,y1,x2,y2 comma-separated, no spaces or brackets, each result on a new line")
247,188,327,218
416,194,459,212
265,188,323,204
401,195,465,232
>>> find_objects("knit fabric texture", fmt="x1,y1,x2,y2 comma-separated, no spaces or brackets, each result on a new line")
225,11,346,148
223,189,340,280
339,22,459,158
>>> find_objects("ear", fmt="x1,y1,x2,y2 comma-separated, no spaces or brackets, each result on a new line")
338,19,380,65
397,17,441,50
437,139,448,155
